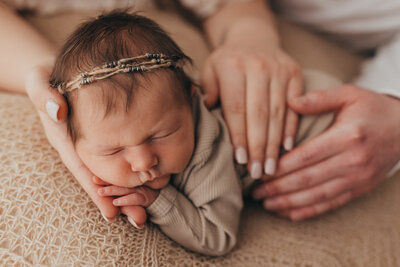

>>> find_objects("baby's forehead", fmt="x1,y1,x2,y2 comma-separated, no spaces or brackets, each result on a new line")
72,71,187,133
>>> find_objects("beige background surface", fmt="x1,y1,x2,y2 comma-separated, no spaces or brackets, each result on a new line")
0,9,399,266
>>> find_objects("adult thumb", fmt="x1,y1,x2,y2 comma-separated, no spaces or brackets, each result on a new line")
288,87,347,115
200,57,219,108
26,61,68,122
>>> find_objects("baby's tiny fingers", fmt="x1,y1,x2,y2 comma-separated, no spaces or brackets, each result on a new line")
98,185,137,196
113,193,146,206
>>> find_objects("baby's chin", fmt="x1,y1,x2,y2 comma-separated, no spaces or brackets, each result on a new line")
144,174,171,189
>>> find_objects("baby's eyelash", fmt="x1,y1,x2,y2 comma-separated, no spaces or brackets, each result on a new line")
151,124,182,141
151,133,172,140
107,148,124,156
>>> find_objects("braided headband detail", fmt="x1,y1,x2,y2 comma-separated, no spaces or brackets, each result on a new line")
57,53,182,94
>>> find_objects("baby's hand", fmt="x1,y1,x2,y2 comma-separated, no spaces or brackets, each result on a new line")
93,175,159,228
93,175,160,206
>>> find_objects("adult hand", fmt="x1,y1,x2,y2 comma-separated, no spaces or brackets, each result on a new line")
25,61,120,222
252,85,400,221
201,20,303,179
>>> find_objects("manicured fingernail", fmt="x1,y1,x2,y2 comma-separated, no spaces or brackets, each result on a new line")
101,212,116,223
46,99,59,122
264,158,276,175
252,187,266,200
284,136,294,151
128,217,144,229
251,161,262,179
235,146,248,164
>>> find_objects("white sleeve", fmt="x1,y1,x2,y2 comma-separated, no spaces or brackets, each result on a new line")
353,34,400,99
353,35,400,177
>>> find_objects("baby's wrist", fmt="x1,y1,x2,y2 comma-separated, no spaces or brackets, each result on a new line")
146,189,160,207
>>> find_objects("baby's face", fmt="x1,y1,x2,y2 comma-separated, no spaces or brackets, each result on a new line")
75,76,194,189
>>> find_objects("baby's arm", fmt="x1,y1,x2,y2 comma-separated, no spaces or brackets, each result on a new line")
146,146,243,256
96,159,243,256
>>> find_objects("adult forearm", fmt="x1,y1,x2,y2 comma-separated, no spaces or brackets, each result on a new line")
0,3,56,94
202,0,280,48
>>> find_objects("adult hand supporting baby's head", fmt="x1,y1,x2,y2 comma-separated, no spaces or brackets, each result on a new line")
25,61,120,222
25,58,68,124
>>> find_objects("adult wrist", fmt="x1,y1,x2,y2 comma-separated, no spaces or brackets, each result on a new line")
202,0,280,48
223,16,280,48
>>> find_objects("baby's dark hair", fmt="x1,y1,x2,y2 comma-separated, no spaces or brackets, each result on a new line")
50,10,193,143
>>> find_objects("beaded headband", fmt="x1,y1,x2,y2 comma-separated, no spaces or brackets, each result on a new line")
56,53,182,94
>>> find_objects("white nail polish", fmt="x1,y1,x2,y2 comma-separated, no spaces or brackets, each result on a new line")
101,212,116,223
265,158,276,176
284,137,294,151
251,161,262,179
128,217,144,229
46,99,59,122
235,147,248,164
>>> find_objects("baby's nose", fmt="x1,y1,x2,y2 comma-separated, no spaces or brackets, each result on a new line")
126,146,158,172
137,171,153,184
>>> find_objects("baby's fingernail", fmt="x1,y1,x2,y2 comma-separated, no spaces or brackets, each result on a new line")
128,217,144,229
113,199,121,206
46,99,60,122
101,212,117,223
235,146,248,164
251,160,262,179
264,158,276,176
97,188,104,195
284,136,294,151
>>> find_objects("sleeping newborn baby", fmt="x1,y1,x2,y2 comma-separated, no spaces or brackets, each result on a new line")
51,11,243,256
50,11,339,256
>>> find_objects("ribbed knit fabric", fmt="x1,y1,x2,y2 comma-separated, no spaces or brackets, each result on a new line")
147,91,243,256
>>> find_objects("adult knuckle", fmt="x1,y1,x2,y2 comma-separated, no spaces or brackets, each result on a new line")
297,175,313,188
249,57,268,73
300,150,315,164
347,126,367,145
270,104,284,119
226,99,245,114
224,55,244,70
265,184,278,196
252,103,269,120
278,197,291,209
289,63,301,76
315,190,328,202
349,151,370,167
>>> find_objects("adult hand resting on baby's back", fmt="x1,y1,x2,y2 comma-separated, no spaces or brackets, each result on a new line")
252,85,400,221
25,61,120,222
93,175,159,229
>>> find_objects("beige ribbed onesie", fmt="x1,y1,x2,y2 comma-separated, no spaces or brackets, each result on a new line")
146,70,341,256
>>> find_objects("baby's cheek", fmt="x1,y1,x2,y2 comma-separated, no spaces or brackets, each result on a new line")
86,156,131,186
